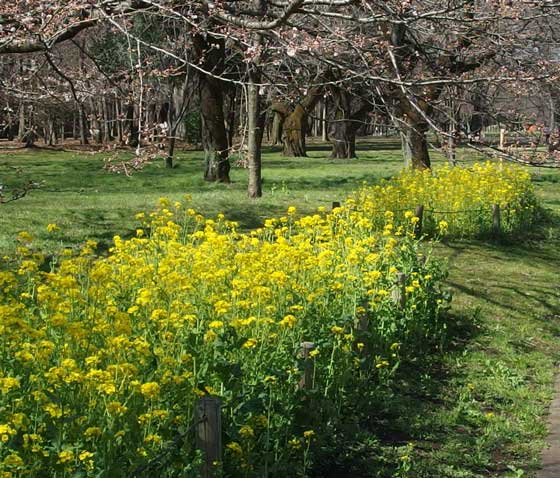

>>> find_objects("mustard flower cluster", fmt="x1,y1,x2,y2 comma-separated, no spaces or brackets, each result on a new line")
0,197,451,477
350,162,537,236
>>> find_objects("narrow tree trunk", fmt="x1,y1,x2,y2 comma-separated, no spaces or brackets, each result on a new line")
271,112,284,145
225,89,237,150
247,69,264,198
321,99,328,142
125,102,139,148
115,100,123,144
166,96,175,169
18,102,25,141
101,97,112,143
78,103,89,145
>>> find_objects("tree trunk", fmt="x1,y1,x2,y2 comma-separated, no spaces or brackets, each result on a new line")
281,86,323,157
18,102,25,141
330,88,354,159
400,131,412,167
124,102,139,148
406,121,430,169
194,34,230,182
78,103,89,145
271,101,290,146
331,128,356,158
283,105,307,156
321,99,328,142
247,69,264,198
225,89,237,150
115,100,123,144
166,96,175,169
101,97,112,143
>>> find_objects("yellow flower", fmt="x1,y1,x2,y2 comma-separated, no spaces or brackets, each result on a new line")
330,325,344,335
79,450,94,461
84,427,102,439
57,449,74,464
263,375,277,385
46,223,59,233
106,402,128,415
226,442,243,454
140,382,161,400
278,314,297,328
239,425,254,438
303,430,315,439
3,453,24,467
242,338,258,349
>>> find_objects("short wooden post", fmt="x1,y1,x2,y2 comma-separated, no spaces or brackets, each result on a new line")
414,205,424,238
391,272,407,310
492,204,501,236
499,128,506,149
332,201,341,210
299,342,315,390
195,396,222,478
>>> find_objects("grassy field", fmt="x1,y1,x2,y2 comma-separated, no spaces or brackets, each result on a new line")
1,139,559,477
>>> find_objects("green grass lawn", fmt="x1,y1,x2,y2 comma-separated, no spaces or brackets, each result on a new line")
0,141,405,256
1,139,559,477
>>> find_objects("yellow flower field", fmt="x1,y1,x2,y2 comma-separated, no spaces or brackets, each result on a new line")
0,162,536,477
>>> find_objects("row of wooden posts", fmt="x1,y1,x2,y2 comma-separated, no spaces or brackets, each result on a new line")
191,202,503,478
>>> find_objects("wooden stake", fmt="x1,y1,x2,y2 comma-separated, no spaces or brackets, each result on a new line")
492,204,501,237
299,342,316,390
195,396,222,478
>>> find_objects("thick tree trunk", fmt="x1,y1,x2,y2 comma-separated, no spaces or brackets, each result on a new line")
194,34,230,182
200,77,230,181
283,105,307,156
330,88,354,159
407,122,430,169
281,86,323,157
331,128,356,158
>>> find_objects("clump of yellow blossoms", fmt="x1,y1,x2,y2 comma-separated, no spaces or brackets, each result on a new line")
351,162,537,237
